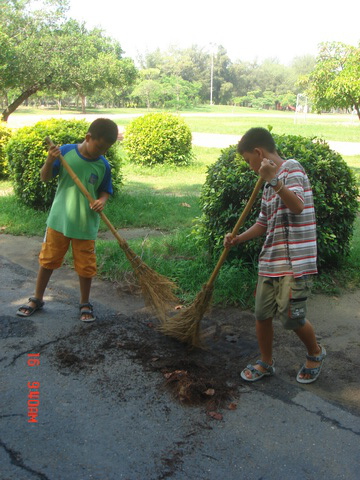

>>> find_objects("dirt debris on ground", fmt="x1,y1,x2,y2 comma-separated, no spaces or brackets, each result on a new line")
1,230,360,419
51,309,256,416
46,294,360,418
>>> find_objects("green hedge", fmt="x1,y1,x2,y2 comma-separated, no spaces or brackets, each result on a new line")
0,122,12,178
197,134,359,269
123,112,193,166
6,119,123,211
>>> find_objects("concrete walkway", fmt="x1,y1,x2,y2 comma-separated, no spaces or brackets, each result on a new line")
191,132,360,156
6,112,360,156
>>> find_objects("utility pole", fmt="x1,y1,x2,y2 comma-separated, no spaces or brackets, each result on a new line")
210,44,215,106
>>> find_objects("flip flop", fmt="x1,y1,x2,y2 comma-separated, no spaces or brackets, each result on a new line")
240,359,275,382
16,297,44,317
79,302,96,323
296,344,326,384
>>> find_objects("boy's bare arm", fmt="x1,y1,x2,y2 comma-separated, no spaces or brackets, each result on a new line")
41,145,60,182
224,223,266,248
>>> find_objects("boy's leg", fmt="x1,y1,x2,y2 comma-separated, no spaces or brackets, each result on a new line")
34,266,53,302
243,276,276,377
78,275,94,321
72,238,97,321
256,317,274,365
242,317,274,379
294,320,322,380
278,276,323,381
79,275,92,304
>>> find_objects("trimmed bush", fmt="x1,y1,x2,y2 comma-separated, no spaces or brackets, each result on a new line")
0,122,12,178
195,145,263,262
197,134,359,269
6,119,123,211
123,112,193,166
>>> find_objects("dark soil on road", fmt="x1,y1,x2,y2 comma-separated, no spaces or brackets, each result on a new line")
1,233,360,418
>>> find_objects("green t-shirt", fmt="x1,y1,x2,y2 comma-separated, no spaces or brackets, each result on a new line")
46,144,113,240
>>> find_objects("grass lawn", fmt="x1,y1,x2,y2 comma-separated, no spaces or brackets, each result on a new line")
1,108,360,304
10,105,360,143
182,115,360,142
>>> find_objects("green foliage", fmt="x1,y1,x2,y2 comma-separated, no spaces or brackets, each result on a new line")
197,135,359,269
195,145,263,261
0,122,12,178
6,119,123,211
1,2,137,120
97,230,257,307
303,41,360,119
123,113,193,166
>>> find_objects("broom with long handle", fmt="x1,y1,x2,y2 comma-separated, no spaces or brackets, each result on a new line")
45,137,178,323
159,176,264,347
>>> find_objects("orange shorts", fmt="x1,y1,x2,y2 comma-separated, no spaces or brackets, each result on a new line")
39,227,96,278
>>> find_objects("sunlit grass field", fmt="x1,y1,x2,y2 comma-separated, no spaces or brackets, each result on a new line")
10,104,360,142
1,107,360,304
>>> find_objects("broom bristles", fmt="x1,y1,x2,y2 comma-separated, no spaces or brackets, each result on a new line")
123,249,179,324
158,284,214,347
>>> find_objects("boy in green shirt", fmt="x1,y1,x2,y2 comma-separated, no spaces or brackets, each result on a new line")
17,118,119,322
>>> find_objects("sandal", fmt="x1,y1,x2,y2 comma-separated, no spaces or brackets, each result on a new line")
79,302,96,323
296,344,326,384
240,359,275,382
16,297,44,317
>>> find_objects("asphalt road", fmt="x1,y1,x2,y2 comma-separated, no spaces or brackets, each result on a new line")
1,234,360,480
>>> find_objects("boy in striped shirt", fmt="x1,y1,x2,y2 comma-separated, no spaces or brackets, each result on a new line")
224,128,326,384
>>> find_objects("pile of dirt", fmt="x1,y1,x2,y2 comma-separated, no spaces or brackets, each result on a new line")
52,309,257,416
49,296,360,418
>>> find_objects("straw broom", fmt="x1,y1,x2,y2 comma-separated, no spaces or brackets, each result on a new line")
45,137,178,323
159,177,264,347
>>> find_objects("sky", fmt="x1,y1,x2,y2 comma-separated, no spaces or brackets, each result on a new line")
67,0,359,65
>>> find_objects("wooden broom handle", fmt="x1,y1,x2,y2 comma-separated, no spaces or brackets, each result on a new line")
207,176,264,288
44,137,129,249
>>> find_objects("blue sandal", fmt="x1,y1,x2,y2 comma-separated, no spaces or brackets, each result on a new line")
296,345,326,384
79,302,96,323
16,297,44,317
240,359,275,382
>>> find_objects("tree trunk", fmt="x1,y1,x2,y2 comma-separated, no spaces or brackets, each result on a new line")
1,85,40,122
355,104,360,121
80,94,86,114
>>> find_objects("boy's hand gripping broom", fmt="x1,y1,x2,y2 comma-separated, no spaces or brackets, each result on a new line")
159,176,264,347
45,137,178,323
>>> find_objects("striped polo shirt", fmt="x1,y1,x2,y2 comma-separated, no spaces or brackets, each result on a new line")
256,159,317,278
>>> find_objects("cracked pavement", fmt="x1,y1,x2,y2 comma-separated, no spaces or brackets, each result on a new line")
1,233,360,480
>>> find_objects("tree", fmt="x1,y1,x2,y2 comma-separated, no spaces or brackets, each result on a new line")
0,0,69,121
303,41,360,119
210,45,233,105
160,76,201,109
0,1,137,120
219,82,234,105
47,20,137,113
291,54,316,78
131,80,163,109
229,61,256,98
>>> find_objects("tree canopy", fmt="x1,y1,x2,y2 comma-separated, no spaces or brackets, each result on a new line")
302,41,360,119
3,2,358,116
0,0,137,120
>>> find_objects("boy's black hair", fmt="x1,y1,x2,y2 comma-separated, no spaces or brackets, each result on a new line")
237,127,276,154
88,118,119,145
